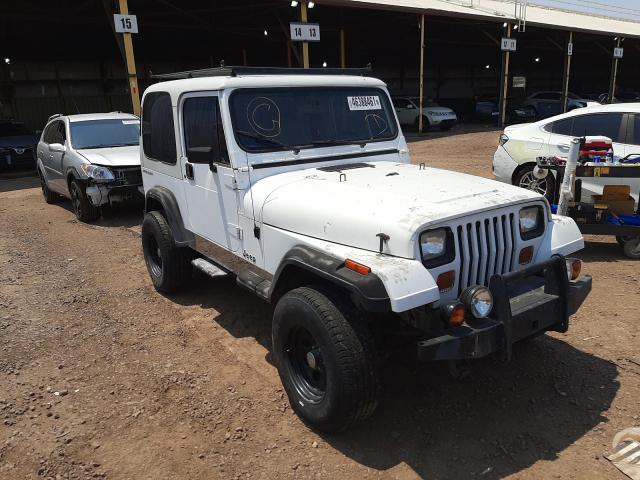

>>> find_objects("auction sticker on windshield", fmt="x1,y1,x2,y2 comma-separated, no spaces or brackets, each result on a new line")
347,96,381,111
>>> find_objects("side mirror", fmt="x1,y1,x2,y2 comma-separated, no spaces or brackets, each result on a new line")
407,104,415,110
49,143,66,153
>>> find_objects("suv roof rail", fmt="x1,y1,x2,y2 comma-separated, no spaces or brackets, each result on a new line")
47,113,63,121
150,64,373,80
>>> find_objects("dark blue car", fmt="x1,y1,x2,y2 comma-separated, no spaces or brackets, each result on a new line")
0,120,39,171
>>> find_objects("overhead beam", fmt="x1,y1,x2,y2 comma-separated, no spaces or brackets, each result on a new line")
479,28,500,47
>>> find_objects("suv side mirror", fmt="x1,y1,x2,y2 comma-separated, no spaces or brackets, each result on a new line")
49,143,66,153
406,104,415,110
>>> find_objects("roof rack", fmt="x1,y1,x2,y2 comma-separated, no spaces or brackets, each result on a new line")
150,65,373,80
47,113,63,121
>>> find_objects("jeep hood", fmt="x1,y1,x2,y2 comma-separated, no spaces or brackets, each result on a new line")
77,145,140,167
250,161,542,258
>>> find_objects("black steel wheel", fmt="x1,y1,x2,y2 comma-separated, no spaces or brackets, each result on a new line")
273,287,380,432
141,211,192,293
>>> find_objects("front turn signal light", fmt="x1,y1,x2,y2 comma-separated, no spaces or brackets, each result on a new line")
519,246,534,265
437,270,455,292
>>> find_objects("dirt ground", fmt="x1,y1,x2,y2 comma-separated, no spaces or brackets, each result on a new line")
0,126,638,480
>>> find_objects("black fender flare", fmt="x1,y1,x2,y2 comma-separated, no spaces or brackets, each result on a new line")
145,186,194,246
269,245,392,313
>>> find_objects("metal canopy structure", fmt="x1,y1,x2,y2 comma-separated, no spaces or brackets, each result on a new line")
314,0,640,38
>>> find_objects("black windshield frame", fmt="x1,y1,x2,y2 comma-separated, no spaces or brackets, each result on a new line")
229,86,398,154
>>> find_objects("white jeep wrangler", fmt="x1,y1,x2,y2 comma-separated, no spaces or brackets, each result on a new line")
139,67,591,432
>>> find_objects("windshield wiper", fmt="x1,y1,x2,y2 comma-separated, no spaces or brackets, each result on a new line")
82,143,136,149
236,130,297,152
310,139,369,148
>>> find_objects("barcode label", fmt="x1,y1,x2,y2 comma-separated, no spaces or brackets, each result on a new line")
347,96,381,111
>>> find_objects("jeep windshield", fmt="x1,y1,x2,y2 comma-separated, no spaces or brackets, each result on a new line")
70,119,140,149
229,87,398,153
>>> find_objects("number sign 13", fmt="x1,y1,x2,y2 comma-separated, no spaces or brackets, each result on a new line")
290,22,321,42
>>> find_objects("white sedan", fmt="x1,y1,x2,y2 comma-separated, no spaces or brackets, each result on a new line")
392,96,457,131
493,103,640,203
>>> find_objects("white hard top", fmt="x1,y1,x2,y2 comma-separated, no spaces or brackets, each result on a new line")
66,112,139,123
145,74,388,100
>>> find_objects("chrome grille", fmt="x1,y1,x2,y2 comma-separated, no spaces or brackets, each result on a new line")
457,213,518,295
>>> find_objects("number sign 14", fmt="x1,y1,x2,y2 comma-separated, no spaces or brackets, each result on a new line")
114,14,138,34
290,22,321,42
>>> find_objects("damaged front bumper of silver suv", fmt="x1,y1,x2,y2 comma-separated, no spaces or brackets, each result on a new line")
85,167,144,207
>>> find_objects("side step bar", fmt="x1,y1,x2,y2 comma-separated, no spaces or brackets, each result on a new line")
191,258,228,278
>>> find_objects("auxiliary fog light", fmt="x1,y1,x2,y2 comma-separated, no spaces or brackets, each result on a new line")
565,258,582,281
460,286,493,319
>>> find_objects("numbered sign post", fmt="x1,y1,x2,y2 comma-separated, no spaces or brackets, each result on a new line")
290,22,321,42
501,38,517,52
114,14,138,34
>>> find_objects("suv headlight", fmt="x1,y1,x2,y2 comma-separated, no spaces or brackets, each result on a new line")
519,206,544,239
80,164,115,182
420,228,454,268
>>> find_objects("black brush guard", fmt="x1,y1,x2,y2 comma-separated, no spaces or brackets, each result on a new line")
417,255,592,361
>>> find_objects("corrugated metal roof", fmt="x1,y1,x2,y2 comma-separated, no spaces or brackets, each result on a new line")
317,0,640,38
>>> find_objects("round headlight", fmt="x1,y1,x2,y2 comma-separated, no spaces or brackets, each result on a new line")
461,286,493,319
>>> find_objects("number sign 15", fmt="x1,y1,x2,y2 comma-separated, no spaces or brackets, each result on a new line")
114,14,139,34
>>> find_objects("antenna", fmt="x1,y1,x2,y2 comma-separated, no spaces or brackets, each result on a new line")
515,0,528,32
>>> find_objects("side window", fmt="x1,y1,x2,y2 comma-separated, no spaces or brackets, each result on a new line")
571,113,623,142
142,92,177,164
182,96,229,165
42,123,55,144
551,118,573,136
57,122,67,143
632,115,640,146
47,121,64,144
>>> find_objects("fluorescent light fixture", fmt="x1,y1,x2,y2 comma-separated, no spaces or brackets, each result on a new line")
503,22,507,27
291,0,298,6
264,29,268,36
535,57,540,62
3,57,9,65
485,64,490,69
308,1,315,8
322,61,327,67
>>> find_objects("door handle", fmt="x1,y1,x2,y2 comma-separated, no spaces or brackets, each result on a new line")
185,162,194,180
558,143,570,150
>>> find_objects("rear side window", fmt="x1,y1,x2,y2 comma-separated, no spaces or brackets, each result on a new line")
571,113,623,142
632,115,640,146
142,92,176,164
550,118,573,135
45,121,66,144
182,97,229,165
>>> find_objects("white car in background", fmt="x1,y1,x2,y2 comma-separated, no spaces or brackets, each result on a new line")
493,103,640,203
392,96,457,131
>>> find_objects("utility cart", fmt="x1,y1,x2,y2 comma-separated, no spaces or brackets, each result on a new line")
536,137,640,259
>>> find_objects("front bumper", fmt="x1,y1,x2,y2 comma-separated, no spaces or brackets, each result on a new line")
492,146,518,184
417,256,591,361
86,184,143,207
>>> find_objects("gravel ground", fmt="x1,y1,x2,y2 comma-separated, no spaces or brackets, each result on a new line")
0,126,638,480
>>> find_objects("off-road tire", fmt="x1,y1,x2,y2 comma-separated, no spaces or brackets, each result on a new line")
39,169,59,204
616,235,632,247
513,164,556,201
70,179,98,222
272,286,380,432
141,211,192,293
622,237,640,259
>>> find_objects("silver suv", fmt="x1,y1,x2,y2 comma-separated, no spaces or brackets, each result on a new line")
37,112,142,222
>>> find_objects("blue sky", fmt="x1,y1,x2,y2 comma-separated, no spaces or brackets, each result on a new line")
531,0,640,20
